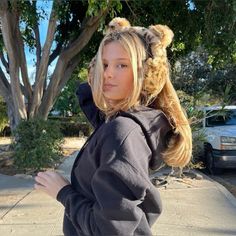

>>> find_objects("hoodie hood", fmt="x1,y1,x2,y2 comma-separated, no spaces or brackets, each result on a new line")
119,107,172,170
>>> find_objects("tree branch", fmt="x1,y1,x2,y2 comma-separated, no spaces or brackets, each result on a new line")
29,0,59,117
57,55,82,97
62,8,108,60
16,23,33,100
48,42,62,65
0,51,9,74
32,0,41,75
0,66,10,98
37,58,66,118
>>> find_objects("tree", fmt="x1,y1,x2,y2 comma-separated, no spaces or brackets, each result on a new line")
0,0,121,130
206,66,236,103
1,0,235,131
172,47,212,96
172,47,236,104
120,0,236,68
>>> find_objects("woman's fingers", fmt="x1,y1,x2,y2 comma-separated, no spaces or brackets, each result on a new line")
34,170,70,199
34,183,46,192
35,172,50,186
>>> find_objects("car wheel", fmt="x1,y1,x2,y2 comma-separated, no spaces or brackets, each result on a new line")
205,150,222,175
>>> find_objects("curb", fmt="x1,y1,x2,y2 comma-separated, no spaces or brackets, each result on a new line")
195,170,236,208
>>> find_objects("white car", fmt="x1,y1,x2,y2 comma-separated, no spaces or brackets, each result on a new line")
200,105,236,174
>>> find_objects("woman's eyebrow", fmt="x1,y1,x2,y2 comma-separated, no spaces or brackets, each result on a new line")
102,58,130,61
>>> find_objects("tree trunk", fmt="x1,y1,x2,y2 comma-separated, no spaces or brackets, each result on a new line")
6,100,17,131
0,0,27,127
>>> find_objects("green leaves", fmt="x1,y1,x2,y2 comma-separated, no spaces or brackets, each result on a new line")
0,96,8,133
53,67,88,117
86,0,122,17
200,0,236,67
118,0,235,67
13,118,63,171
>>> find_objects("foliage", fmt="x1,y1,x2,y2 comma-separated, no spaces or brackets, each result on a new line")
205,66,236,103
173,48,212,96
13,118,63,171
0,96,8,133
118,0,236,67
53,0,122,52
60,121,92,137
197,0,236,68
52,67,89,120
48,116,92,137
86,0,122,18
173,48,236,104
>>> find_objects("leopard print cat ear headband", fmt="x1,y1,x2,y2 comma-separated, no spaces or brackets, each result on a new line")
87,18,174,84
106,17,174,58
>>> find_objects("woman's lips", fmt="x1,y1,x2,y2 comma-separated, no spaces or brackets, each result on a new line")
103,84,117,90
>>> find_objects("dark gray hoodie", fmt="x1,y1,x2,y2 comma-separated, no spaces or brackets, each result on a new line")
56,83,172,236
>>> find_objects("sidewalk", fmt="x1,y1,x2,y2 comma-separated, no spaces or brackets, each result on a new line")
0,152,236,236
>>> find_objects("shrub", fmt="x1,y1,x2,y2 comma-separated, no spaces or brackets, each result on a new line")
60,122,92,137
48,116,93,136
13,118,64,171
1,126,11,136
0,96,8,134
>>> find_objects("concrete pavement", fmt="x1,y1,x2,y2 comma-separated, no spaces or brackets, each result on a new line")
0,151,236,236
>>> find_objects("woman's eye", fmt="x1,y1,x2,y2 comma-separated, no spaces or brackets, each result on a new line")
117,64,127,68
103,64,108,69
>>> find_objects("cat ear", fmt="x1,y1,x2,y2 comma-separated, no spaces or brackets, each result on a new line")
106,17,131,34
148,24,174,48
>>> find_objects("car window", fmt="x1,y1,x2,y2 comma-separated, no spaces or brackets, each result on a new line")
206,109,236,126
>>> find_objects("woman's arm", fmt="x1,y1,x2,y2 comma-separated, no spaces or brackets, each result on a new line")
56,157,150,236
76,82,104,128
56,125,156,235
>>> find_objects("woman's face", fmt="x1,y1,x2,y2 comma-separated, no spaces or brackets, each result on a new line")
102,41,134,105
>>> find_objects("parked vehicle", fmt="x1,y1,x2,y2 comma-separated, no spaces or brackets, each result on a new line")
199,105,236,174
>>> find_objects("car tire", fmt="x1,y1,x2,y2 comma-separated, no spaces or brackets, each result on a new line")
205,149,222,175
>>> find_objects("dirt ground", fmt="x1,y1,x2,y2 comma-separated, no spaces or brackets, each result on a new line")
61,137,87,155
0,137,86,176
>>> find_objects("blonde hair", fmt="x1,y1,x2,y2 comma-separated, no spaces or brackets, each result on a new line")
90,26,192,168
91,29,146,116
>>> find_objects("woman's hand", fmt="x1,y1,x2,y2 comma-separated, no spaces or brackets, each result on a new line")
34,171,70,199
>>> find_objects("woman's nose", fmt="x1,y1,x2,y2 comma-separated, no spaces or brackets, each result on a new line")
104,65,113,79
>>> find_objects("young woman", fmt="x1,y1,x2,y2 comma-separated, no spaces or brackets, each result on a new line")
35,23,192,236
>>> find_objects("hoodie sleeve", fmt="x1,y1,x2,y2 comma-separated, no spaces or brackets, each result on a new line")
57,127,157,236
76,82,104,128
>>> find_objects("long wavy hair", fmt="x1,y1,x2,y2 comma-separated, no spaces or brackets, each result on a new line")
90,26,192,168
